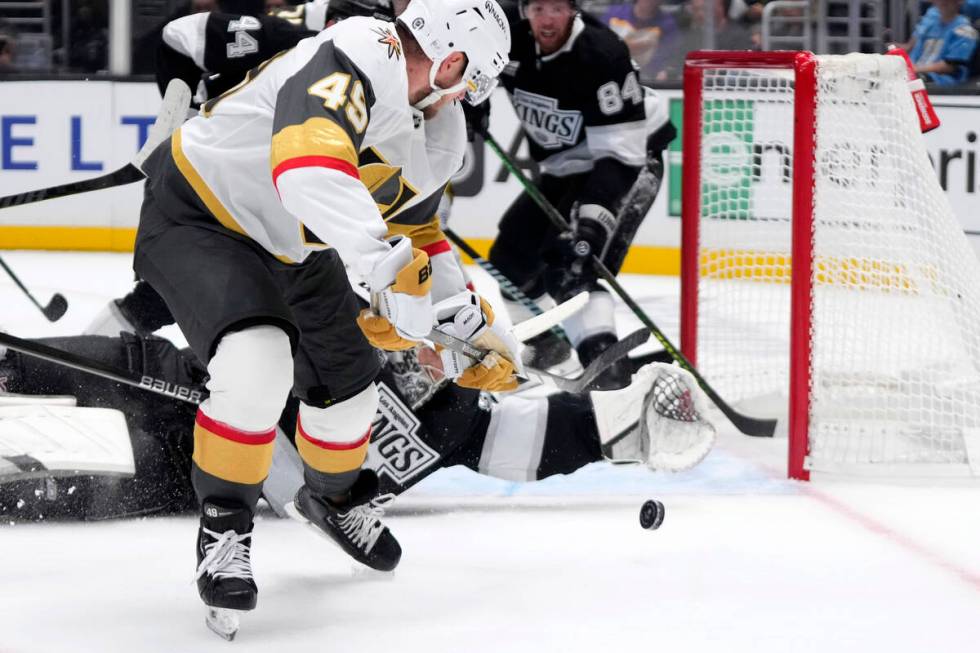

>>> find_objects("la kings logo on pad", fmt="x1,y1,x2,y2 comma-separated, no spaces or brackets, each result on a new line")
368,383,439,484
512,89,583,149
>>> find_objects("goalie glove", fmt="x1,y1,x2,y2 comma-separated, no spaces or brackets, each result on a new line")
356,236,433,351
432,291,522,392
591,363,716,472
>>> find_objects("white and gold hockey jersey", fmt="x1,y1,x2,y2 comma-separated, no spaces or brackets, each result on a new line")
173,16,462,283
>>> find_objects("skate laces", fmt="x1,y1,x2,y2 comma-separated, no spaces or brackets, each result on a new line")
195,528,253,582
337,493,396,553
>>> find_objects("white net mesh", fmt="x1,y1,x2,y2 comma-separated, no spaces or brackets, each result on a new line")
691,53,980,476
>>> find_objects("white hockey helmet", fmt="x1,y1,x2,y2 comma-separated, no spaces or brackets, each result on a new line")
398,0,511,107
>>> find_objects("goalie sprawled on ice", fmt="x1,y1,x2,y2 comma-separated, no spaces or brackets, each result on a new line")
0,333,714,521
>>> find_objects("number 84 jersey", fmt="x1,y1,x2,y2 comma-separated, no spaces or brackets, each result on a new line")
501,14,666,177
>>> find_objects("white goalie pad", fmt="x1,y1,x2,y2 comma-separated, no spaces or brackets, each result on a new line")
592,363,716,472
0,403,134,481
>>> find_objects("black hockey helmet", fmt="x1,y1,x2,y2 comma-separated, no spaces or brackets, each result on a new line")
217,0,265,14
328,0,395,21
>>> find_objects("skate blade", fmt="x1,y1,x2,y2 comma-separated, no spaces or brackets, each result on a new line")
284,500,344,552
284,502,395,578
205,607,242,641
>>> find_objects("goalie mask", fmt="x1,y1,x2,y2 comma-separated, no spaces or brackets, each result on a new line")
398,0,511,108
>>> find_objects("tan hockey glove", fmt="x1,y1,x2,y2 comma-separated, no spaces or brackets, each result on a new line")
357,236,433,351
432,291,522,392
456,351,520,392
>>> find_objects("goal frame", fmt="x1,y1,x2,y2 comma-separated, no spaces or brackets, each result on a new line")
680,51,818,481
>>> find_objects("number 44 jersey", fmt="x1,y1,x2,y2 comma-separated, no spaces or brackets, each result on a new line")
173,17,421,280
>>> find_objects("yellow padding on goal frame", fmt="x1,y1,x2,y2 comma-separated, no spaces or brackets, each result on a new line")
0,227,683,276
700,249,919,292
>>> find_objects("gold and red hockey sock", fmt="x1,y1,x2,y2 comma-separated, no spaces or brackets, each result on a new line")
191,409,276,509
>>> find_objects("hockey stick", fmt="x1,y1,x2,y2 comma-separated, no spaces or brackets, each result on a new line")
0,332,205,405
443,228,570,343
427,321,647,394
0,80,192,210
481,130,776,437
0,257,68,321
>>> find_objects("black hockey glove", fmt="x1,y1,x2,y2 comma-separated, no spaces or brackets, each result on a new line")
462,99,491,142
543,203,616,300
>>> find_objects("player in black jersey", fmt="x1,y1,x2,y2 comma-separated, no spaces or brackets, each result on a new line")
486,0,675,389
0,332,713,522
155,0,394,107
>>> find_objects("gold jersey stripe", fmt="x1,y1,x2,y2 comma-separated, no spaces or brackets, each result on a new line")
171,129,248,238
296,432,370,474
385,217,444,249
270,117,358,173
192,423,275,486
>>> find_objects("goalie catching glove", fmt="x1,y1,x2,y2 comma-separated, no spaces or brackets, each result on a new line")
432,291,522,392
357,236,433,351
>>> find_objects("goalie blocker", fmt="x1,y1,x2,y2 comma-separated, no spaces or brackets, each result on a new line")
0,334,715,521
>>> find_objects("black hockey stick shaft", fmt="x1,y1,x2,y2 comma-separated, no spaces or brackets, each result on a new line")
0,331,205,405
0,79,191,211
443,228,570,343
482,130,776,437
0,256,68,321
0,164,144,210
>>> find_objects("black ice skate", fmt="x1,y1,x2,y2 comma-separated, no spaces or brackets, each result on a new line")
194,500,257,640
579,333,633,391
287,469,401,572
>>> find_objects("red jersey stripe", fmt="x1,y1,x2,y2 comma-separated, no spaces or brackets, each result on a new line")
195,411,276,445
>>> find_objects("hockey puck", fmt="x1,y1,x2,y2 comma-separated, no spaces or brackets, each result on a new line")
639,499,665,530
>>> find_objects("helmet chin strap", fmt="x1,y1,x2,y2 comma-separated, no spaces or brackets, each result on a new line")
413,58,468,110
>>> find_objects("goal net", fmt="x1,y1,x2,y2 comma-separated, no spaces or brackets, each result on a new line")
681,51,980,479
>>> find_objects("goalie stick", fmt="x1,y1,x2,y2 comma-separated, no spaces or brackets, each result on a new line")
0,331,204,406
0,293,592,408
480,128,777,437
0,80,192,211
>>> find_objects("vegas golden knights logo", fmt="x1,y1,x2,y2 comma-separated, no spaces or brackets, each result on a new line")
359,148,419,219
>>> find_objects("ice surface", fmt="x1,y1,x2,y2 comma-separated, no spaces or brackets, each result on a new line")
1,252,979,652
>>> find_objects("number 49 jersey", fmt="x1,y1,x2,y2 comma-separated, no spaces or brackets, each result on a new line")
501,14,667,177
173,17,416,279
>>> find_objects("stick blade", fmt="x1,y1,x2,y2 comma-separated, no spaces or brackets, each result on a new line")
42,293,68,322
510,291,589,343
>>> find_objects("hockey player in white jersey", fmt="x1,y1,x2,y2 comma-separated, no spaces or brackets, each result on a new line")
131,0,511,637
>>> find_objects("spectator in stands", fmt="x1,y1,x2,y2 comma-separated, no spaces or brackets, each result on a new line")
68,0,108,72
602,0,681,81
0,34,14,73
676,0,758,55
0,18,16,73
904,0,978,86
727,0,765,26
962,0,980,20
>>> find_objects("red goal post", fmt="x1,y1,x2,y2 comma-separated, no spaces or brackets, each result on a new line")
680,51,980,481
